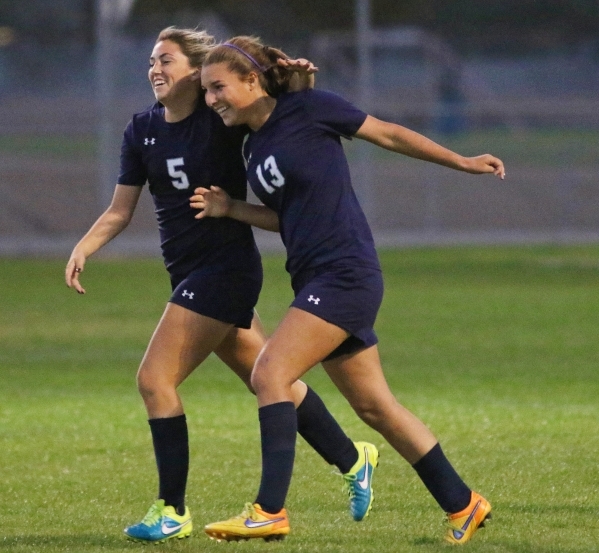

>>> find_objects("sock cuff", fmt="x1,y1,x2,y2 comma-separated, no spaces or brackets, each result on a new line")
412,442,442,471
259,401,296,422
296,386,316,414
148,414,187,429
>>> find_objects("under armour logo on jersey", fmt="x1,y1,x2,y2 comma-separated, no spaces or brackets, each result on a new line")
144,138,156,145
182,290,194,299
308,295,320,305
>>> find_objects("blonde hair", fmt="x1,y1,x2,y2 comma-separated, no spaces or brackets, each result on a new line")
203,35,293,97
155,26,215,68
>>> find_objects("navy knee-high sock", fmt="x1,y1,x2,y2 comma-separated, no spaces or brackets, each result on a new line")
148,414,189,515
412,443,472,513
296,386,358,474
254,402,297,514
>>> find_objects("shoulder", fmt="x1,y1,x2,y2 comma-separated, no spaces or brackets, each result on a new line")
286,88,351,106
125,102,161,135
281,89,361,118
281,89,366,135
130,102,162,123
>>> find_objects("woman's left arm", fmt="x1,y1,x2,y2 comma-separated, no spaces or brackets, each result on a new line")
355,115,505,179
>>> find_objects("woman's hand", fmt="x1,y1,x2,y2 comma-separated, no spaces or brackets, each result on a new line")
281,58,319,91
190,186,232,219
277,58,318,75
191,185,280,231
460,154,506,179
65,251,87,294
278,57,319,75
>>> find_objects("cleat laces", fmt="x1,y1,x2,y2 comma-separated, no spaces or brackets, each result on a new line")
141,502,163,526
241,502,256,519
342,472,358,499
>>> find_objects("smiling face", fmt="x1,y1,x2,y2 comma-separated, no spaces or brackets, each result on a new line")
148,39,199,104
201,62,262,127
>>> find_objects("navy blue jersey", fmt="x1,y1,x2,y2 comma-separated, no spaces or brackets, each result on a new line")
244,89,380,283
119,100,257,278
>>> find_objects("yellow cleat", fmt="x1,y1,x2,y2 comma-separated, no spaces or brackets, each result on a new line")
204,503,290,542
445,491,492,545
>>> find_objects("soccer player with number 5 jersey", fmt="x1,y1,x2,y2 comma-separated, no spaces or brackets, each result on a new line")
65,27,379,544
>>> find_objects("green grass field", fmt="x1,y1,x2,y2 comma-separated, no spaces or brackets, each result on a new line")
1,245,598,552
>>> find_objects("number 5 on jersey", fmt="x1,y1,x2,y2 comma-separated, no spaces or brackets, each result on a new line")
167,157,191,190
256,155,285,194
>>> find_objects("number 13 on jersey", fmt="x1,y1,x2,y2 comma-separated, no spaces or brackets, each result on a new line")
256,155,285,194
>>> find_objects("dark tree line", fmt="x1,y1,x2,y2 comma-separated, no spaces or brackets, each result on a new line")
1,0,598,53
131,0,599,54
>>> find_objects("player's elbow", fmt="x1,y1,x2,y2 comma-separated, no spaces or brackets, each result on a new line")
107,206,134,229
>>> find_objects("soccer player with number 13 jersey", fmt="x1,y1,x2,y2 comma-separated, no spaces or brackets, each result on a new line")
195,35,505,545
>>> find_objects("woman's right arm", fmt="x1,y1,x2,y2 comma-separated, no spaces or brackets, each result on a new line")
355,115,505,178
65,184,142,294
190,186,280,232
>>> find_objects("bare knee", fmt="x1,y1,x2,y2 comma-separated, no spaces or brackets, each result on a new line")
250,357,292,402
136,362,175,402
136,366,158,400
351,397,395,430
137,364,185,418
249,361,269,397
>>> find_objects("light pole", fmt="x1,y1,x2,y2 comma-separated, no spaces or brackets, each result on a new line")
95,0,135,209
354,0,374,222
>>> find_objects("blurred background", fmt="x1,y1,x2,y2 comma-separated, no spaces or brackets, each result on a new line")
0,0,597,257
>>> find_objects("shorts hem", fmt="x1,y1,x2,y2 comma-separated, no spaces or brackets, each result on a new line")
167,299,253,329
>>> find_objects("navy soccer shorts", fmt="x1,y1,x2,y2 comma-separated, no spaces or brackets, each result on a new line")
291,264,383,361
169,265,262,329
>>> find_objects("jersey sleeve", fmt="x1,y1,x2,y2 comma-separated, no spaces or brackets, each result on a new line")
303,89,368,138
117,119,147,186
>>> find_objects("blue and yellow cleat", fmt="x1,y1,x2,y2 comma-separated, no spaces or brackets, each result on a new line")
444,491,492,545
342,441,379,521
124,499,192,543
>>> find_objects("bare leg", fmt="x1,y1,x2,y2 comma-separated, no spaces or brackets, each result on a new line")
323,346,437,464
250,309,436,464
248,308,349,513
323,347,475,519
137,302,234,418
216,312,310,407
251,308,349,406
138,305,358,513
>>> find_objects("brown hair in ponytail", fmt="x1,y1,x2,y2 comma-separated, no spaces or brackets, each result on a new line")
203,36,293,97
